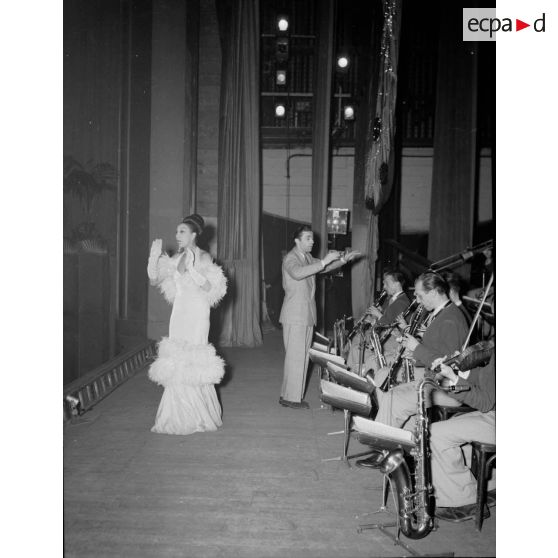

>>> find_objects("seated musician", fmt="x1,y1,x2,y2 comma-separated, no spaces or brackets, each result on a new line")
363,271,469,431
345,269,410,373
441,270,472,325
430,354,496,522
357,352,496,523
367,269,410,328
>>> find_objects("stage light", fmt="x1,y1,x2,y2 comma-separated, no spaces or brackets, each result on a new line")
343,105,355,120
276,70,287,86
336,55,349,70
275,103,286,118
277,15,289,32
326,208,349,235
275,37,289,63
65,394,82,417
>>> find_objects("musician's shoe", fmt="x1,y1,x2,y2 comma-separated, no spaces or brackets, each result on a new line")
355,450,387,469
487,489,496,507
279,397,310,409
435,503,490,523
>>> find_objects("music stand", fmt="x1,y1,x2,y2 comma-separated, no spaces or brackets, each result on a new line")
320,380,374,466
309,347,345,381
327,362,375,395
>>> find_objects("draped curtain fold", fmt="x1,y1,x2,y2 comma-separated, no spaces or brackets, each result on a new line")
363,0,402,291
215,0,263,347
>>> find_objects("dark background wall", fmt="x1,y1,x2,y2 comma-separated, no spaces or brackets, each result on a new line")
63,0,494,383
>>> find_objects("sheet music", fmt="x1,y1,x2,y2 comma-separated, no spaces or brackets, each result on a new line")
352,415,414,446
320,380,370,406
309,348,345,366
326,362,374,394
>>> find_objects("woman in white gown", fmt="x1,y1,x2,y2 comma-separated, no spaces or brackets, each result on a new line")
146,214,227,435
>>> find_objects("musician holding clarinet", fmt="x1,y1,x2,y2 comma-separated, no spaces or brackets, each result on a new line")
367,269,410,328
278,226,359,409
359,272,468,455
346,269,410,373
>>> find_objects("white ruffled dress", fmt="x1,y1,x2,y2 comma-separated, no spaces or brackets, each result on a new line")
147,247,227,435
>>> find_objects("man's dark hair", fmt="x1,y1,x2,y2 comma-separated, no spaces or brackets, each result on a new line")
293,225,312,241
441,271,464,296
383,268,407,290
416,271,449,296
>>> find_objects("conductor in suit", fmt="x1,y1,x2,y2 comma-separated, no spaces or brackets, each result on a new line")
279,225,358,409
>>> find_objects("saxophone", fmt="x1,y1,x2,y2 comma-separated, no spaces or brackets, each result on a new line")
370,326,387,368
377,376,437,540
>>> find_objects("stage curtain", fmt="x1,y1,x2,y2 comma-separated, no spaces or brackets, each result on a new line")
215,0,263,347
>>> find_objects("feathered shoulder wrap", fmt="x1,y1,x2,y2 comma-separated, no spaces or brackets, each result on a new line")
148,251,227,308
196,254,228,307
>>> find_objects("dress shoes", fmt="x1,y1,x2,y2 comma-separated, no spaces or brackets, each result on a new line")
435,503,490,523
355,450,387,469
279,397,310,409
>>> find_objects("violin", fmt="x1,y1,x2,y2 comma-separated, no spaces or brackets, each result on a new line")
432,339,494,373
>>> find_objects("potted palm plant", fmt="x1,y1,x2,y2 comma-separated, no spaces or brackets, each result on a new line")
63,155,117,254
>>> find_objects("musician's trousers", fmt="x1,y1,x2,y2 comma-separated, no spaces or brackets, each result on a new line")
375,378,461,429
430,410,496,507
281,324,313,402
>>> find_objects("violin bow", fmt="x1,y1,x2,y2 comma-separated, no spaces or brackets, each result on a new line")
461,272,494,351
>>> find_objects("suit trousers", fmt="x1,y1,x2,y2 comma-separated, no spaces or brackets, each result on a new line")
375,378,461,429
281,324,313,402
430,410,496,507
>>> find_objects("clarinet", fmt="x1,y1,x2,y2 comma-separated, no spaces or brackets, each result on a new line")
378,304,426,392
378,298,419,344
347,290,387,341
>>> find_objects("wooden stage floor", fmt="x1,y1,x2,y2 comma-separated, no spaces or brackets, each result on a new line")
64,330,496,557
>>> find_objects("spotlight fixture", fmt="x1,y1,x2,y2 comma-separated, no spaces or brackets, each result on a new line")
275,37,289,63
65,394,82,417
336,55,350,70
343,105,355,120
276,15,289,32
326,208,349,235
275,103,286,118
276,69,287,86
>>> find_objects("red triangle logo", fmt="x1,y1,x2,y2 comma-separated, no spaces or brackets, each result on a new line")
516,19,530,31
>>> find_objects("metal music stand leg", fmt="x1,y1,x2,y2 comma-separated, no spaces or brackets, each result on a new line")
323,410,375,466
381,474,390,511
314,365,333,412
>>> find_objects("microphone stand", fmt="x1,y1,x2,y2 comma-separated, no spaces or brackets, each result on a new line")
461,273,494,351
429,240,493,273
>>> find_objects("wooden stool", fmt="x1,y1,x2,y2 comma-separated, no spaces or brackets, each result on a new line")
470,441,496,531
430,404,475,423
